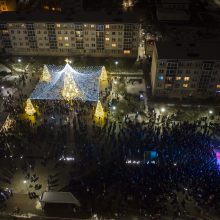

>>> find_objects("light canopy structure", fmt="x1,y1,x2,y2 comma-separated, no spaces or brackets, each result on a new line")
31,63,105,101
25,98,36,115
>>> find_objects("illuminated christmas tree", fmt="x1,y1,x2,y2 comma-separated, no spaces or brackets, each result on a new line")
94,100,105,119
62,71,82,101
40,65,51,82
100,66,108,81
25,99,36,116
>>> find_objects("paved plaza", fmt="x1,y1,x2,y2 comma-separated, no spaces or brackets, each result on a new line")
0,57,220,219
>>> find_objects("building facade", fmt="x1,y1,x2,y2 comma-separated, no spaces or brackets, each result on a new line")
151,41,220,99
0,12,140,57
156,0,190,10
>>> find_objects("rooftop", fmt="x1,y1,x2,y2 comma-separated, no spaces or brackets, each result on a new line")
40,192,80,206
0,11,139,23
155,41,220,60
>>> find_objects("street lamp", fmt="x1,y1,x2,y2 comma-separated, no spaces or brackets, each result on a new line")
160,107,166,113
209,110,213,114
112,106,116,110
115,61,119,65
18,58,22,63
23,180,27,184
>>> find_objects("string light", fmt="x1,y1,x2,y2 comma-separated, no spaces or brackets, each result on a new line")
25,99,36,116
40,65,51,82
100,66,108,81
94,100,105,119
31,64,102,101
62,70,83,101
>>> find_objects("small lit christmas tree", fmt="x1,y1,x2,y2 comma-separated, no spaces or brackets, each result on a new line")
100,66,108,81
25,98,36,116
62,71,82,101
40,65,51,82
94,100,105,119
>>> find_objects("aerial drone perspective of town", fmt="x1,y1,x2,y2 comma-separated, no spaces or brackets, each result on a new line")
0,0,220,220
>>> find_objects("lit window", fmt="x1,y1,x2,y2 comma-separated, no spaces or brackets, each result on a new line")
106,25,110,29
165,84,172,88
56,24,61,28
176,76,181,80
184,77,190,81
64,37,69,41
91,25,95,28
58,37,62,41
124,50,130,54
105,37,110,41
183,84,188,88
65,43,69,47
166,77,172,81
43,5,49,10
158,75,164,80
112,43,117,47
216,84,220,89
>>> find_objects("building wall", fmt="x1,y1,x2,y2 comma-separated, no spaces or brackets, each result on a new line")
151,49,220,99
0,22,139,57
41,0,83,12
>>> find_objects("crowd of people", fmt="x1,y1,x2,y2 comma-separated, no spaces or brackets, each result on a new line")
0,68,219,219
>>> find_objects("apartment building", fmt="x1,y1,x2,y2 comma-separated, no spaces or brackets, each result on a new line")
151,41,220,99
0,11,140,57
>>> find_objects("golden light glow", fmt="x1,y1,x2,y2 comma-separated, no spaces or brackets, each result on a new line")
40,65,51,82
184,77,190,81
176,76,181,80
183,83,188,88
122,0,134,11
65,58,72,64
0,116,15,132
124,50,130,54
100,66,108,81
216,84,220,89
112,43,117,47
95,100,105,119
62,71,82,101
43,5,49,10
25,99,36,116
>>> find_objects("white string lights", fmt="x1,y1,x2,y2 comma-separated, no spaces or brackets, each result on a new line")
31,63,105,101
